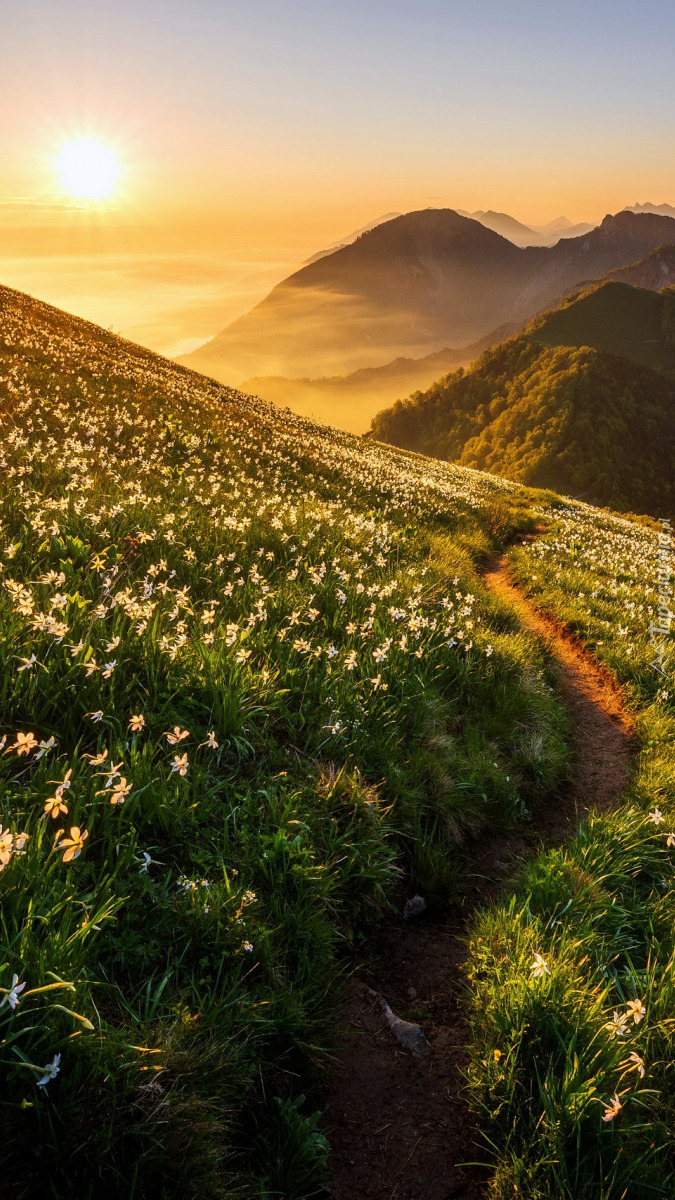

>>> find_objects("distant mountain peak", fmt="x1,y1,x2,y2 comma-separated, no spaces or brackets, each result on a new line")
541,216,574,231
624,201,675,218
598,209,675,237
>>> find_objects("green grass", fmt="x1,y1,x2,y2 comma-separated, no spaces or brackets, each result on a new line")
0,285,571,1198
465,500,675,1197
529,281,675,373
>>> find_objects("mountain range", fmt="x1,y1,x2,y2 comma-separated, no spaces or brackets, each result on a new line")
454,209,594,244
224,217,675,433
180,209,675,394
624,201,675,218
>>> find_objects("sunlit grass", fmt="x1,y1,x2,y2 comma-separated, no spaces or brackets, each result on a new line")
0,285,570,1197
466,502,675,1197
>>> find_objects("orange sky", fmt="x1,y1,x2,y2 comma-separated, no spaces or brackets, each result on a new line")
2,0,674,354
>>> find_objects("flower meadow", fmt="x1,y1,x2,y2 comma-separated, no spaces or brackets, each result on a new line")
466,502,675,1198
0,285,572,1198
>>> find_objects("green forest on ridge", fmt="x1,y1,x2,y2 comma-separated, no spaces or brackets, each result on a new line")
370,283,675,512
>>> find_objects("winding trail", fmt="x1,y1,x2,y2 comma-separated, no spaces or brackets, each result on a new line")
483,550,636,838
325,543,637,1200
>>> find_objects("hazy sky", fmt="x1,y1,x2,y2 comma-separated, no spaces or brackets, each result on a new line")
1,0,674,351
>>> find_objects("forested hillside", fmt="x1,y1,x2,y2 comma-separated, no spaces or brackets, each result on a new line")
370,284,675,512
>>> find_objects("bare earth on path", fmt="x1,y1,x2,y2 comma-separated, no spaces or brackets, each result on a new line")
325,547,637,1200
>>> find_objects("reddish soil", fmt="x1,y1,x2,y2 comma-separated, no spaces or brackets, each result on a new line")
324,548,637,1200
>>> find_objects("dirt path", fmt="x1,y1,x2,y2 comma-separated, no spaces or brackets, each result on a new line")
324,546,636,1200
483,550,635,839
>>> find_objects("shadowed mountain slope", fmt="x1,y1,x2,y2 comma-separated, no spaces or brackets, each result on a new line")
180,209,675,384
240,249,675,434
604,242,675,290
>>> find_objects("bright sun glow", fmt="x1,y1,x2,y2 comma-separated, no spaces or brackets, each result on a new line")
56,138,119,200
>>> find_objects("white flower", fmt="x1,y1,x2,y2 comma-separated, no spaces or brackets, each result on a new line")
530,952,550,978
625,998,646,1025
604,1010,627,1038
165,726,190,746
101,761,123,788
35,736,56,760
1,973,26,1011
602,1093,622,1122
36,1053,61,1087
170,753,189,776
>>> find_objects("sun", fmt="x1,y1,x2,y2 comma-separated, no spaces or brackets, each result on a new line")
56,138,119,201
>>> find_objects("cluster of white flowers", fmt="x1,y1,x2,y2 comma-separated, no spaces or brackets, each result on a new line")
519,501,673,687
0,283,530,1103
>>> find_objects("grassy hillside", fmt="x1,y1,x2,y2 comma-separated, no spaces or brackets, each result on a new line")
0,284,572,1198
370,284,675,512
528,281,675,371
466,502,675,1197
